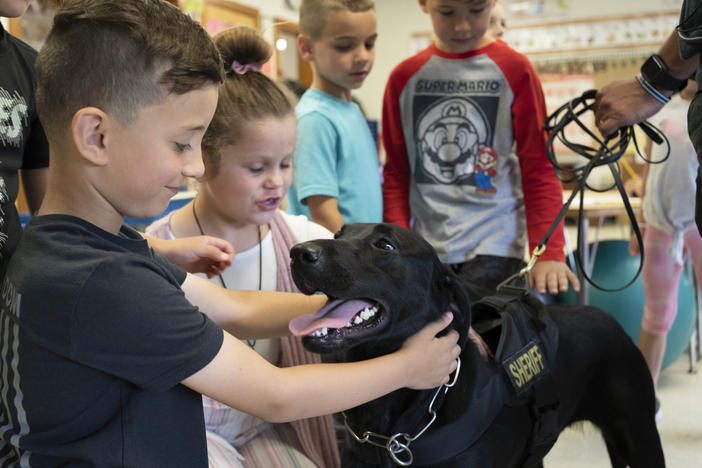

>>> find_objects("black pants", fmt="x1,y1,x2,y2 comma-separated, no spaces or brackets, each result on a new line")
449,255,526,303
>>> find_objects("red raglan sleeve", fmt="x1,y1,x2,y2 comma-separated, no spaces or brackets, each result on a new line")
381,65,413,229
503,51,565,262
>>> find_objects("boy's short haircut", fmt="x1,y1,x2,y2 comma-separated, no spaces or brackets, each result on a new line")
299,0,375,39
35,0,224,142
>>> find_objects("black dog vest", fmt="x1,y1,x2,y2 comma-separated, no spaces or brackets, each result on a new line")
409,294,560,467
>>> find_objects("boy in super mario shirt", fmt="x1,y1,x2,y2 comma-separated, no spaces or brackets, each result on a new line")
382,0,579,300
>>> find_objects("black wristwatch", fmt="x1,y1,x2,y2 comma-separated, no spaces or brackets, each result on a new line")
640,54,688,92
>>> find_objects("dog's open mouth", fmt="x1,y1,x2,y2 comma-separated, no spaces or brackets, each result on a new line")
289,298,386,343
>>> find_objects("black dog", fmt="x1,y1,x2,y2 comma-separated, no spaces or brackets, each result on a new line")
289,223,664,468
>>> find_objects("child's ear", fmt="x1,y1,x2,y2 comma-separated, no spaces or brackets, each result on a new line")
298,33,314,62
71,107,109,166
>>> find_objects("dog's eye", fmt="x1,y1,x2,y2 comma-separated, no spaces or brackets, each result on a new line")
374,239,395,251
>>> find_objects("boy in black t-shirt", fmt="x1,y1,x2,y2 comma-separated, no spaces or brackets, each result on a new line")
0,1,460,466
0,0,50,277
0,0,236,280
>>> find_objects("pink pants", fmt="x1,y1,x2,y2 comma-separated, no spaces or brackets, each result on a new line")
641,224,702,335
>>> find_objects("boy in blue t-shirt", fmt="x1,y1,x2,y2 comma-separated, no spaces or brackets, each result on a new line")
287,0,382,233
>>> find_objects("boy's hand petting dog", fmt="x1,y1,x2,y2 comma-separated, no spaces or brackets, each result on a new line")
398,312,461,390
145,234,235,278
530,260,580,295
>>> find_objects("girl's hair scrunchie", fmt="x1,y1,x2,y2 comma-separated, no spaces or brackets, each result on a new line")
231,60,263,75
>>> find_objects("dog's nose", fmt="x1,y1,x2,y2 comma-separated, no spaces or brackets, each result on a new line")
291,243,322,264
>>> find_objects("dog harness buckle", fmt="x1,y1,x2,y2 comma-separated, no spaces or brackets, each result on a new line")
342,358,461,466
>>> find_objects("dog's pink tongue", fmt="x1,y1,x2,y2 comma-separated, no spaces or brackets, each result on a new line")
289,299,374,336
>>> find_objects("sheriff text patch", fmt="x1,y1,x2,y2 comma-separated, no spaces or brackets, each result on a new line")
503,340,547,394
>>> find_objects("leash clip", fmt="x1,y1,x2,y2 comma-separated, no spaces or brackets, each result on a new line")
520,244,546,277
496,245,545,296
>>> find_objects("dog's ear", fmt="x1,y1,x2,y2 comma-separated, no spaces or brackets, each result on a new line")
437,266,471,348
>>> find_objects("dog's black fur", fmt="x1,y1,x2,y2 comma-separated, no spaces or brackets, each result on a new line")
290,223,664,468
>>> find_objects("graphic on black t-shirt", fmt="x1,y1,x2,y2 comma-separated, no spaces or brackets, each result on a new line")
414,95,498,186
0,86,29,148
0,178,8,255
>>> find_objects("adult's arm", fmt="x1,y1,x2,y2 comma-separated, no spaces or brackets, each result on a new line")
595,32,698,136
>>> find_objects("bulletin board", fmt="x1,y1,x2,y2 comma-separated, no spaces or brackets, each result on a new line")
504,10,678,57
200,0,259,36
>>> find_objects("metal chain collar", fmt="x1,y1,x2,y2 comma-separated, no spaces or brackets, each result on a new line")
342,357,461,466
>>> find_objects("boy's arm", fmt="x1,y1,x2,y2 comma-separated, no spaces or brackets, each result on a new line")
21,107,50,214
306,195,345,233
182,313,460,422
505,55,579,294
292,112,345,224
182,272,327,338
382,73,412,228
509,60,566,263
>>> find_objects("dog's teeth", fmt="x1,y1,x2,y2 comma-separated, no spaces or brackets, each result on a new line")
354,315,363,324
360,308,375,320
311,327,331,336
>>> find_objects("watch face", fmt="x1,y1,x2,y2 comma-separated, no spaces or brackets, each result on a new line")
641,55,663,82
641,54,687,91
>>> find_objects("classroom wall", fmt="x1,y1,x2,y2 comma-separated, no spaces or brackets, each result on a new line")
3,0,685,121
215,0,298,47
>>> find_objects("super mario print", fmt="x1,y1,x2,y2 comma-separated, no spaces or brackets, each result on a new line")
475,146,498,194
414,95,499,191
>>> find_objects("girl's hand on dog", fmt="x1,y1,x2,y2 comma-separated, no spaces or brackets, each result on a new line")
145,234,235,277
400,312,461,390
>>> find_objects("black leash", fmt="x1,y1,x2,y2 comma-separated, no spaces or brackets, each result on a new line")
499,89,670,294
544,89,670,291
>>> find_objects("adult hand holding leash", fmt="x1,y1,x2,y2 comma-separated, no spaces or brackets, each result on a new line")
594,31,698,136
536,89,670,292
594,78,666,137
400,312,461,390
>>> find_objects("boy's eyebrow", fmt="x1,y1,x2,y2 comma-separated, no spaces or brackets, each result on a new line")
437,0,491,5
180,124,208,132
333,33,378,41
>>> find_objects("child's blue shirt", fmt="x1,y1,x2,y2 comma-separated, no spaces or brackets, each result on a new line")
288,89,382,224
